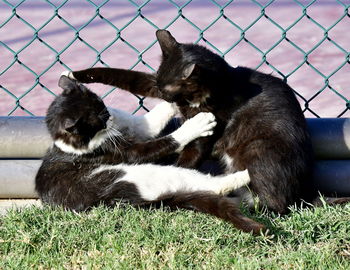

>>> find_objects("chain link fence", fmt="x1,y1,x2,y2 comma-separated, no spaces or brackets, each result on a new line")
1,0,349,117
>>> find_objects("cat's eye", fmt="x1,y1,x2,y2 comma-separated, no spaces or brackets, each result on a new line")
98,109,110,123
62,118,78,132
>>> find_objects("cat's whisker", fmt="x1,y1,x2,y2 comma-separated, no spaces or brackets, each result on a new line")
108,126,128,145
106,130,122,156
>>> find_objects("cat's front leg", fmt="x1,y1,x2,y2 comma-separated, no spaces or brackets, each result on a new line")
176,137,213,169
107,102,179,140
134,101,179,139
124,112,216,163
61,68,160,98
171,112,216,152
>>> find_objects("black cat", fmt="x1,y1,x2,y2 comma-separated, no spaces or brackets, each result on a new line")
66,30,315,216
35,75,265,235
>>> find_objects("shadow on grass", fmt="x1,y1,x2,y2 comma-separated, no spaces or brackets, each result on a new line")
240,206,294,239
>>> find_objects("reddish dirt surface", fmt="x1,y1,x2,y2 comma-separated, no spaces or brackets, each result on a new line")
1,1,349,117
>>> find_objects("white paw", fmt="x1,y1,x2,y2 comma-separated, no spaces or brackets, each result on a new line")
184,112,216,138
171,112,216,151
232,169,250,187
61,70,76,80
219,169,250,195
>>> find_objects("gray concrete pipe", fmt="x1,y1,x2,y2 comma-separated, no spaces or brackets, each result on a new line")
0,117,350,198
1,117,350,159
0,159,349,198
313,160,350,197
0,117,50,158
307,118,350,159
0,160,40,198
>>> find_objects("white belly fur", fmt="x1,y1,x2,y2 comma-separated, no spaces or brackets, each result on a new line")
91,163,250,201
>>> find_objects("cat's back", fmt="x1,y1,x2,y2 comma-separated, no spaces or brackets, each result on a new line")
229,67,307,134
222,67,314,211
218,67,312,175
239,67,302,116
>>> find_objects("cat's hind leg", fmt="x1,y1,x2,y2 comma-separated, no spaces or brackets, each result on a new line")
215,170,251,195
159,192,266,235
91,163,250,202
91,163,264,235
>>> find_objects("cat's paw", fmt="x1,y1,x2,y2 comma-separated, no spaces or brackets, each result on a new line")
185,112,216,137
219,169,250,195
61,70,76,80
171,112,216,151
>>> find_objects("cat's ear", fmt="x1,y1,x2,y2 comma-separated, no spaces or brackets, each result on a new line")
182,64,199,80
62,118,80,134
58,75,78,95
156,30,179,57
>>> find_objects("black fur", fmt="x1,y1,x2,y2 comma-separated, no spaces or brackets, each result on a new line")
36,76,180,211
35,76,265,235
70,30,315,215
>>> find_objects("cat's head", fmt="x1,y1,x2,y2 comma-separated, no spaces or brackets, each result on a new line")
155,30,229,107
46,75,112,154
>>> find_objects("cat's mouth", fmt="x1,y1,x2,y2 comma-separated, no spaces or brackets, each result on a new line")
187,101,201,108
186,93,210,108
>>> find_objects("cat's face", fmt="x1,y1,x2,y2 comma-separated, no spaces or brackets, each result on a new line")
155,30,216,107
46,76,111,154
156,60,207,107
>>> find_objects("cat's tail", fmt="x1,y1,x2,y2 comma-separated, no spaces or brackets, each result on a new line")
158,192,266,235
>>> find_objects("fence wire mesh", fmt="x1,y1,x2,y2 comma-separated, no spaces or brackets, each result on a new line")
0,0,349,117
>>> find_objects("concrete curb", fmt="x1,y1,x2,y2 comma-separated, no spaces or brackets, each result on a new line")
0,199,42,215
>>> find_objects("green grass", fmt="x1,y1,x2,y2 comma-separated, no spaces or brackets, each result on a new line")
1,202,349,269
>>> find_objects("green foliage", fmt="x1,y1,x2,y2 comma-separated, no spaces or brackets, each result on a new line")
1,203,349,269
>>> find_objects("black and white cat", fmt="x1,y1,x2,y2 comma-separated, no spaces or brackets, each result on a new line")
35,75,265,234
64,30,316,217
